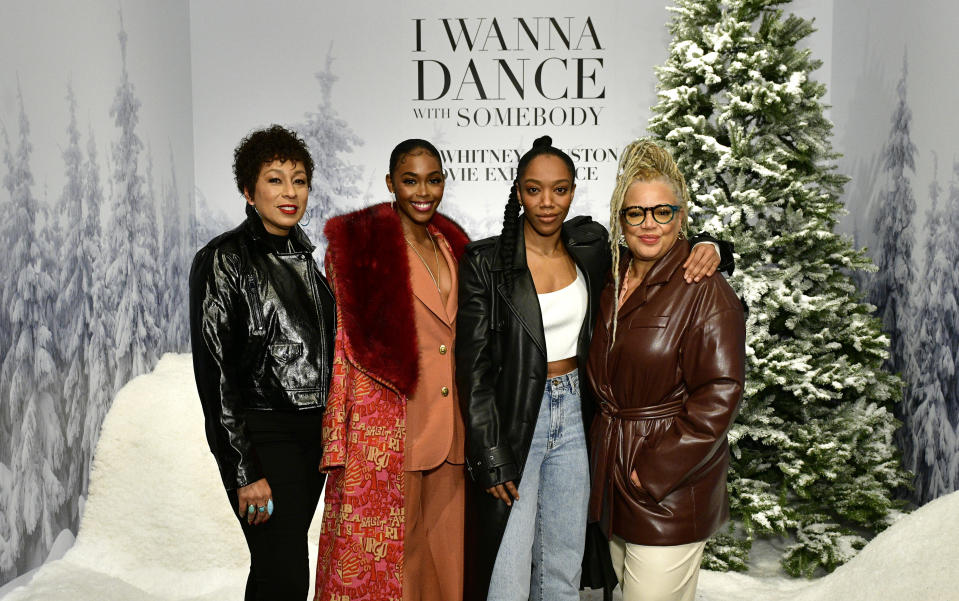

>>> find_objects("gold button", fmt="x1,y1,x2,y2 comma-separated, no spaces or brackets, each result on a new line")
439,344,448,355
441,386,450,397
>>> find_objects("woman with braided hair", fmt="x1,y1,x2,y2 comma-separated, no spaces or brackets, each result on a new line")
587,139,746,601
456,135,734,601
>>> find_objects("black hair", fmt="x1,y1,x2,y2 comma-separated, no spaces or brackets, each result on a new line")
233,124,314,200
498,135,575,294
388,139,443,176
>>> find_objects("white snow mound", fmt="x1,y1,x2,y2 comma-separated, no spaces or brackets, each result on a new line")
2,353,323,601
789,490,959,601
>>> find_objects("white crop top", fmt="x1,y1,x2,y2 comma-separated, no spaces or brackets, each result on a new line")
537,266,588,362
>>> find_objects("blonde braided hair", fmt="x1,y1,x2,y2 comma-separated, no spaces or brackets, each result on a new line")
608,138,689,341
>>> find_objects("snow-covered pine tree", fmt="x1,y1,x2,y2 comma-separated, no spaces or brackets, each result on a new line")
80,128,113,499
106,17,160,391
0,106,15,579
871,56,917,376
138,143,162,358
192,188,232,251
0,129,13,418
54,82,88,522
648,0,909,576
292,49,363,264
160,145,189,352
0,86,65,578
908,158,959,502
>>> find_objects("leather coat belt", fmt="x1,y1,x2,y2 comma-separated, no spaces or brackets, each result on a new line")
591,393,685,534
599,397,684,421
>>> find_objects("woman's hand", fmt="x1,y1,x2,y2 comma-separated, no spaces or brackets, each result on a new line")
630,470,646,492
682,243,721,283
237,478,273,525
486,481,520,506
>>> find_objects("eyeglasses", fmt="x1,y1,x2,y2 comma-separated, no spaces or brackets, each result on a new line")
619,204,681,226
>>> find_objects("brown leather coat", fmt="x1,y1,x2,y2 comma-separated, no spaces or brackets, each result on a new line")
586,240,745,546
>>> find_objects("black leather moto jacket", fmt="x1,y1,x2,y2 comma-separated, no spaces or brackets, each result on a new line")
189,215,335,490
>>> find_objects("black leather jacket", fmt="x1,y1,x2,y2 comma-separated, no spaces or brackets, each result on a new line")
457,216,610,490
189,215,335,490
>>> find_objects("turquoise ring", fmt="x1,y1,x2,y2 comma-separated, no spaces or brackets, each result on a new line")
267,499,274,515
258,505,266,513
247,504,255,514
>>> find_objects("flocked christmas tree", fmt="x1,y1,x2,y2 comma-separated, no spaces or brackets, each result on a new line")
648,0,909,575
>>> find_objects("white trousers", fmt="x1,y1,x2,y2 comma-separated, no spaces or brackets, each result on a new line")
609,536,707,601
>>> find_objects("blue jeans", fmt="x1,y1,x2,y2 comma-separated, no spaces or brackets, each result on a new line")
487,370,590,601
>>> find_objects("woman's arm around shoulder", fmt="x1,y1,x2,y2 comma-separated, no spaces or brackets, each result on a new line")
687,231,735,276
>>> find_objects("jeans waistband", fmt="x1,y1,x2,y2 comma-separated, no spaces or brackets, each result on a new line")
546,369,579,394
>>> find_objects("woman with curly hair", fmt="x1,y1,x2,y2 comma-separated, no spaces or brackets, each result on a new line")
189,124,335,600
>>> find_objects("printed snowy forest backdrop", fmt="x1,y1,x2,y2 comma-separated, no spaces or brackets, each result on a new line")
0,3,198,584
2,0,959,589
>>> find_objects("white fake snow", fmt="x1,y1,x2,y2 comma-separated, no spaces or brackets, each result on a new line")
2,353,957,601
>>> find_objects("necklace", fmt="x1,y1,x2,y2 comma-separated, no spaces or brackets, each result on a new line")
404,229,442,296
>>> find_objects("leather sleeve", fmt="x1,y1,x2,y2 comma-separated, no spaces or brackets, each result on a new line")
320,255,350,472
455,251,520,489
633,304,746,502
688,231,735,275
189,247,262,490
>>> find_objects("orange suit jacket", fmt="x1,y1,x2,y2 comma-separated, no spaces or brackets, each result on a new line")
405,231,466,471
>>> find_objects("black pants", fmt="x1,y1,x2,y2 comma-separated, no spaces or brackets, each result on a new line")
227,416,325,601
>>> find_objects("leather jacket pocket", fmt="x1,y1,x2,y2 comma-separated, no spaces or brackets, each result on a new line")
244,276,266,334
621,431,654,502
269,342,303,364
628,315,669,329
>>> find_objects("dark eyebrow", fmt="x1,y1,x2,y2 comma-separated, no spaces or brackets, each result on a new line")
263,167,307,175
400,171,444,178
522,178,572,186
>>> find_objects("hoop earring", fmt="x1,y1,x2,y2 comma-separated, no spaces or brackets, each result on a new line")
300,208,311,227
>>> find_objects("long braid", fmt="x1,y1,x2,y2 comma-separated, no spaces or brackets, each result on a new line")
608,138,690,342
499,183,522,296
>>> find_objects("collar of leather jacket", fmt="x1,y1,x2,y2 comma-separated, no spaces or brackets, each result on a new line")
324,202,469,397
615,238,691,314
490,214,605,272
241,209,316,253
